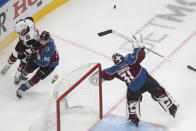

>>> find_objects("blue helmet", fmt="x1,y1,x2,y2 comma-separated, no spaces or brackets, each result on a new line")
112,53,124,65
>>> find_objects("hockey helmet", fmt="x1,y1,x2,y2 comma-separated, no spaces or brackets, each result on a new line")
40,31,51,45
15,20,28,35
112,53,124,65
40,31,50,41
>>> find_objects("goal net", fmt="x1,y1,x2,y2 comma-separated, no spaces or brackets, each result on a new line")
29,63,103,131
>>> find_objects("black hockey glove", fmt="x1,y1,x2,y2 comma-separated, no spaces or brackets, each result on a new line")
18,53,26,59
26,52,37,63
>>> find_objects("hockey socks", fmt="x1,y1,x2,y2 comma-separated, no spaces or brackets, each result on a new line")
16,81,32,99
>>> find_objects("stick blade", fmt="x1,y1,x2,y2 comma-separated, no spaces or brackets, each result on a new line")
187,65,196,72
97,30,112,37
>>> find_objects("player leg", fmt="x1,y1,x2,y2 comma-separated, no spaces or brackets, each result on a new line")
14,60,29,84
144,73,178,117
1,41,27,75
16,66,55,99
152,89,178,117
16,58,38,99
0,52,17,75
127,89,143,127
14,53,35,84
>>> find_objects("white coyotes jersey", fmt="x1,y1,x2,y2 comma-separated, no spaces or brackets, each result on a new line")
19,19,39,48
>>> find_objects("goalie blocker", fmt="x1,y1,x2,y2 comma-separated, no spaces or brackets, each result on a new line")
89,35,178,127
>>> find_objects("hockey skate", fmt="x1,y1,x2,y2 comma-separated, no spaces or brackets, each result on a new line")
128,114,139,127
14,72,28,84
1,64,11,75
20,72,28,81
16,89,23,100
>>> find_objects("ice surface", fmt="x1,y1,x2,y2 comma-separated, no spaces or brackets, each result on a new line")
0,0,196,130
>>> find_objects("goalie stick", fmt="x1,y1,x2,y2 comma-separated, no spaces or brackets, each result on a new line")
98,29,164,58
187,65,196,72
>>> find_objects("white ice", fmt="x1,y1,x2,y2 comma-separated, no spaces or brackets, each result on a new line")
0,0,196,130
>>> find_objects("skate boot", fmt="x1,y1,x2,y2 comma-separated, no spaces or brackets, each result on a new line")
169,104,178,118
14,75,21,84
21,72,28,80
16,89,23,100
128,114,139,127
14,71,28,84
1,64,11,75
16,82,32,100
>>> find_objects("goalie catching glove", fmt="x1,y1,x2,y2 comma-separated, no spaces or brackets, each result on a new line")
131,34,144,48
89,71,101,86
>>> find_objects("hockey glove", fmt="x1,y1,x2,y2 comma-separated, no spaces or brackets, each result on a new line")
18,53,27,59
89,71,99,86
132,34,144,48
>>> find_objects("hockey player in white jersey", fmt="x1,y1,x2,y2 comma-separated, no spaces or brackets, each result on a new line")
0,17,40,84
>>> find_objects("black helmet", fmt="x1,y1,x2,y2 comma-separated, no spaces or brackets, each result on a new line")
40,31,50,41
112,53,124,65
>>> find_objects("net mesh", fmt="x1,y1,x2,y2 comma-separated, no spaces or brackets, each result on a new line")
29,63,102,131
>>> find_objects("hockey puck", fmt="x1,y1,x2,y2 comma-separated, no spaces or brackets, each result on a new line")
113,5,116,9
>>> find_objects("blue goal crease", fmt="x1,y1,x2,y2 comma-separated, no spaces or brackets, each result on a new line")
91,115,166,131
0,0,9,7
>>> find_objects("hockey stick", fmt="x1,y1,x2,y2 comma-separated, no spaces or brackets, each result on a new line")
98,29,164,58
187,65,196,72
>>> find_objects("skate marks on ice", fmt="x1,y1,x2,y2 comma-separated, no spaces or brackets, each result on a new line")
91,115,167,131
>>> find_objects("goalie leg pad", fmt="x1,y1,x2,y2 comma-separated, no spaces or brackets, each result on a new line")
127,96,142,127
152,88,178,117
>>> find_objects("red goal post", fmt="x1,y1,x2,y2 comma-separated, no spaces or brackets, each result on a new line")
56,63,103,131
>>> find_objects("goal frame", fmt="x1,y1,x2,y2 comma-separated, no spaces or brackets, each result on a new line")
56,63,103,131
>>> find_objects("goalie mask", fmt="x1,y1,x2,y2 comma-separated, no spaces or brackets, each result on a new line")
112,53,124,65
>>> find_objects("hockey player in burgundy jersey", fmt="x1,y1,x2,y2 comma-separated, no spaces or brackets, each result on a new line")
92,34,178,127
0,17,40,84
16,31,59,100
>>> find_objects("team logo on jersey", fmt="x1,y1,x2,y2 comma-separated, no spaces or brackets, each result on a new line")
45,47,50,52
25,34,30,40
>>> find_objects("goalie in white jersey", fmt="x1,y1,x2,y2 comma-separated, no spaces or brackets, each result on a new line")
0,17,40,84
